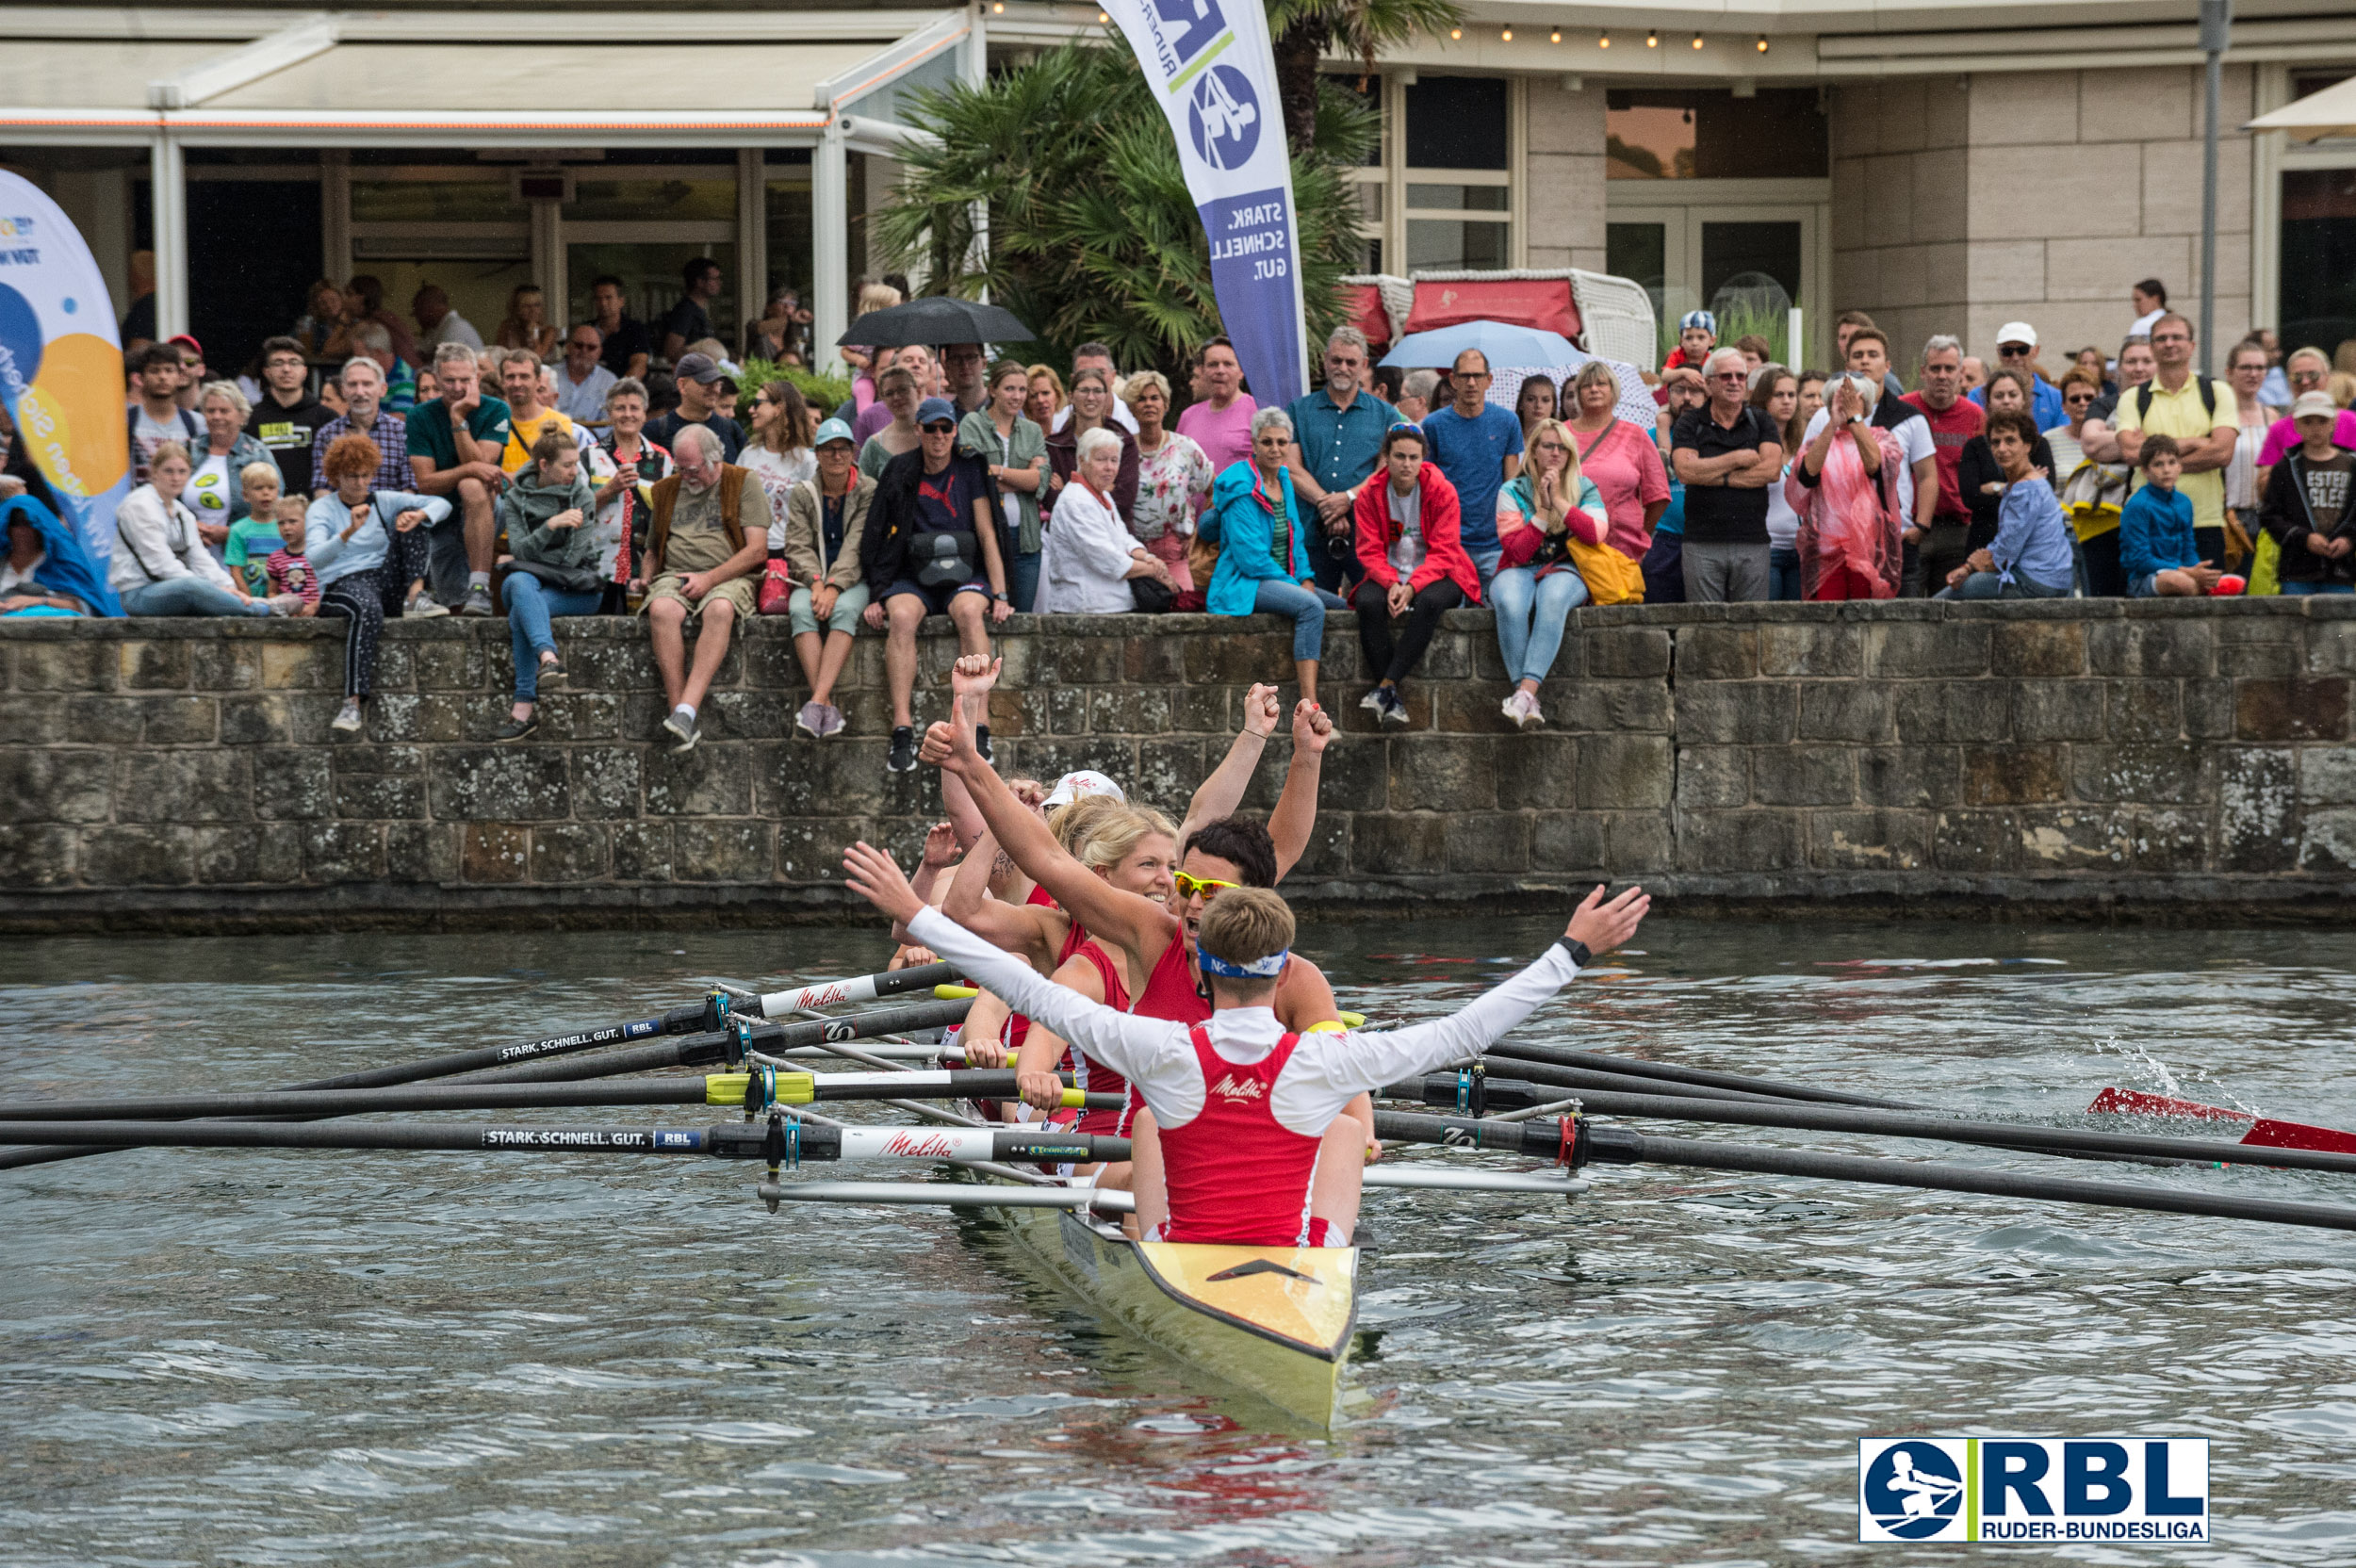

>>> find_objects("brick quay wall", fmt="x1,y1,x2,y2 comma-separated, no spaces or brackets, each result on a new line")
5,599,2355,933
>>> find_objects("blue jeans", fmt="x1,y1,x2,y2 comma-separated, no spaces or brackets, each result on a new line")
2282,580,2355,596
121,577,270,616
1251,578,1348,663
1938,570,2071,600
1769,546,1803,601
1466,542,1502,587
1008,549,1041,613
502,573,602,700
1489,565,1588,684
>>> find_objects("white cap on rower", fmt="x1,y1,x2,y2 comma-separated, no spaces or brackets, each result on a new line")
1044,770,1125,808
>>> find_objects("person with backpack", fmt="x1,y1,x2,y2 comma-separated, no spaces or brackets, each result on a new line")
126,342,205,490
2115,313,2241,568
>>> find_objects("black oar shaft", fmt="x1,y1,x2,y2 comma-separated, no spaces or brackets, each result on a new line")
1593,1129,2356,1235
1482,1039,1916,1110
1448,1056,1800,1106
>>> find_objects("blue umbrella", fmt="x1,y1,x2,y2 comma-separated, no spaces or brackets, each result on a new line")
1380,320,1586,370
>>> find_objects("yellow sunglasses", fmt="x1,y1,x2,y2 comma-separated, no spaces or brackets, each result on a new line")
1172,872,1243,900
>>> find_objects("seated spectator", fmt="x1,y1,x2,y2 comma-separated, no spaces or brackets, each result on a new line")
111,443,291,618
2120,436,2217,596
262,498,320,613
1351,422,1481,727
639,424,768,753
1040,426,1173,613
742,379,817,522
646,353,744,464
1025,364,1066,428
313,356,416,498
494,285,560,360
2258,391,2356,596
859,364,924,481
554,325,617,426
223,461,291,596
1,479,118,616
1124,369,1210,595
589,377,671,610
190,382,274,549
963,359,1050,611
1935,410,2074,599
1043,368,1139,523
406,343,510,616
1957,368,2057,552
294,278,350,359
309,433,450,732
1491,417,1609,727
783,418,876,740
497,350,573,475
859,398,1015,774
495,429,602,742
744,285,811,365
1200,407,1342,708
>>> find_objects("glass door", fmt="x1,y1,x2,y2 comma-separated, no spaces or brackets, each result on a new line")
1606,182,1827,368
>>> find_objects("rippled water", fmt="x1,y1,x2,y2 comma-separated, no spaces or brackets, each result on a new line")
5,919,2356,1567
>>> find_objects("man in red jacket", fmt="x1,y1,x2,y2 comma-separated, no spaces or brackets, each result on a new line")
1349,422,1481,726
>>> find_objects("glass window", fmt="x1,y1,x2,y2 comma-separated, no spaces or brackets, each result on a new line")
351,178,513,223
1407,219,1509,270
1405,183,1507,212
1607,221,1668,302
1606,89,1827,179
2281,169,2356,362
566,243,736,346
1405,76,1508,171
567,178,735,223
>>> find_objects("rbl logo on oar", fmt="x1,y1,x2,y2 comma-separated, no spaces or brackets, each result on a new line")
1858,1438,2209,1544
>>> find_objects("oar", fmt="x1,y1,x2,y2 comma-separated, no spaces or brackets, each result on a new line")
0,1070,1119,1123
1428,1056,1813,1108
1380,1077,2356,1178
758,1164,1586,1213
739,963,964,1020
1481,1038,1916,1109
0,997,974,1174
0,1119,1131,1166
1366,1111,2356,1235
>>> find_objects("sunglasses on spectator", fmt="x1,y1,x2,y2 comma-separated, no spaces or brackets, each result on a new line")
920,420,957,433
1999,343,2033,355
1172,871,1241,901
1712,371,1747,384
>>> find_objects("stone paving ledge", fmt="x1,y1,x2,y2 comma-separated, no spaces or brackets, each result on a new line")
6,598,2354,933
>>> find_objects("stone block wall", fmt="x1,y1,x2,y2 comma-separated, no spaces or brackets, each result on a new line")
4,598,2354,932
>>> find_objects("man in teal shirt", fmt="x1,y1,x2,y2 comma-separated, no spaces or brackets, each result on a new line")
404,342,512,614
1284,327,1397,591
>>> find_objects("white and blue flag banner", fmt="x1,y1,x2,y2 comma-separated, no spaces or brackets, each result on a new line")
1102,0,1308,408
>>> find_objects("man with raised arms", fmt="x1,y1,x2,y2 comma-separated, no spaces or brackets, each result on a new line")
843,845,1648,1246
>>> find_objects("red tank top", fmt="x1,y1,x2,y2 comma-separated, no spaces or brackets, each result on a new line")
1067,939,1134,1135
1132,930,1210,1026
1004,895,1083,1065
1157,1024,1322,1246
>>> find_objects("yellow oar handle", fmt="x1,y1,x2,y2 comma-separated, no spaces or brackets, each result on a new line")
1304,1013,1367,1035
1061,1087,1090,1109
705,1071,818,1106
935,984,980,1000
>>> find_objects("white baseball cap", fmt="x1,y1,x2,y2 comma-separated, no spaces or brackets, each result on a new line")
1043,770,1124,808
2292,390,2339,420
1996,321,2038,349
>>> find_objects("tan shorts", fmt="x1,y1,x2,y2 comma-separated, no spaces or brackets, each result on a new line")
643,570,757,622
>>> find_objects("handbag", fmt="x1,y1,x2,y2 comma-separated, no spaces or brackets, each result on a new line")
757,554,794,613
1566,536,1646,605
1129,575,1175,613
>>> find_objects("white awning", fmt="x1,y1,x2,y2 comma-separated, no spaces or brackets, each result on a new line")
2247,74,2356,142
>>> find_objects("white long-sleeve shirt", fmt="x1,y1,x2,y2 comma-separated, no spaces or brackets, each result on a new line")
1037,479,1140,613
907,906,1583,1135
108,484,237,594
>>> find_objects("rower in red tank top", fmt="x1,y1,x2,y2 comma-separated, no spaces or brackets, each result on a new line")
1065,939,1134,1135
1002,881,1076,1065
1156,1023,1328,1246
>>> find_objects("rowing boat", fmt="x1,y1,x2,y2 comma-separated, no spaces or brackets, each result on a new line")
981,1172,1361,1428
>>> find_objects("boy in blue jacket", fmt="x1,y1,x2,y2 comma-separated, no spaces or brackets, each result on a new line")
2119,435,2220,596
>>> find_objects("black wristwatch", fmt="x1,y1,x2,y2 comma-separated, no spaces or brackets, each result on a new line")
1566,940,1592,969
990,591,1009,603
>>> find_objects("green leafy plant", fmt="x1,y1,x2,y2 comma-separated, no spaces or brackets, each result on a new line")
1267,0,1464,153
872,41,1378,388
733,358,852,420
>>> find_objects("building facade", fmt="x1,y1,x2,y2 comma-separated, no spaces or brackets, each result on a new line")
3,3,2351,376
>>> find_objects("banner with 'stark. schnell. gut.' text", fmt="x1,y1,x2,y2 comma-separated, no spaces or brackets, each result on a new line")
1102,0,1308,409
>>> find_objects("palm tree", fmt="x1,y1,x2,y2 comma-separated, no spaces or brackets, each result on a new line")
1267,0,1464,154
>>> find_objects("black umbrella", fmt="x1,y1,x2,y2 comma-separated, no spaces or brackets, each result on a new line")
840,295,1036,348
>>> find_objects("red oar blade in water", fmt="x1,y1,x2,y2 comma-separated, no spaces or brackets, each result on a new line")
2088,1086,2356,1156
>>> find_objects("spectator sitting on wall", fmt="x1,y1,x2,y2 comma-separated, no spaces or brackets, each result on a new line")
860,397,1014,775
554,324,617,426
405,342,511,617
2259,391,2356,596
224,461,290,598
498,349,575,476
1039,425,1172,615
858,364,924,481
1957,368,2058,555
646,352,744,464
1662,310,1716,377
1198,406,1343,708
1935,409,2074,601
309,432,450,733
588,276,652,382
639,422,768,753
1354,420,1481,727
2119,434,2217,597
347,320,417,416
495,286,561,360
244,335,334,498
783,417,876,741
588,376,670,611
1671,347,1784,603
127,342,203,488
1970,322,2066,430
111,442,295,619
1,478,118,616
1049,343,1138,433
494,427,603,742
413,284,483,355
660,257,725,362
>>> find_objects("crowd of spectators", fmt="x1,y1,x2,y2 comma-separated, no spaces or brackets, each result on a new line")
8,263,2356,760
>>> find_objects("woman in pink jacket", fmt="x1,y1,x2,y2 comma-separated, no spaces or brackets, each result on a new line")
1350,422,1482,726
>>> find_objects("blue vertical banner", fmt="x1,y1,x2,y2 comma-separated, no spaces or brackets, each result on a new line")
1102,0,1309,408
0,172,132,564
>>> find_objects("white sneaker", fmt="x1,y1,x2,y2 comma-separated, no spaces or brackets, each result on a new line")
1500,690,1528,727
405,594,450,619
265,593,305,617
1359,687,1384,712
1519,691,1546,730
331,697,364,733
